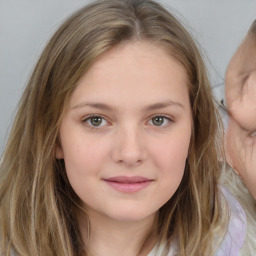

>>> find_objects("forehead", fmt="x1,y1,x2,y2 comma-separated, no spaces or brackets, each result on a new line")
69,41,190,110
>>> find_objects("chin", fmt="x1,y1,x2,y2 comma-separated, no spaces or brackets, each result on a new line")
106,208,157,223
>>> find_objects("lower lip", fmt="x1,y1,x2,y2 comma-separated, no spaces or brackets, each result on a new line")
104,180,152,193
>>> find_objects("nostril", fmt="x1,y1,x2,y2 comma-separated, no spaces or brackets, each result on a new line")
249,131,256,138
111,146,146,167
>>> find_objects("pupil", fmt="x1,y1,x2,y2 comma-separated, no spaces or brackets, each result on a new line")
153,116,163,126
91,117,102,126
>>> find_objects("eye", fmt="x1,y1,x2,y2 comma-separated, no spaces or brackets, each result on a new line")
83,115,108,127
148,115,172,127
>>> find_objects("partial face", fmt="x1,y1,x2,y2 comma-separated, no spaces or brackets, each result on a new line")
225,34,256,131
225,32,256,198
57,41,192,222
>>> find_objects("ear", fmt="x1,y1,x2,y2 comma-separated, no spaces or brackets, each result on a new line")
56,146,64,159
55,140,64,159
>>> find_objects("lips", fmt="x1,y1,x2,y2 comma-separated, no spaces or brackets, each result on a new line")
103,176,153,193
105,176,151,183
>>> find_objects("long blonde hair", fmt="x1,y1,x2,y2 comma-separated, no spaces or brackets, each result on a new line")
0,0,226,255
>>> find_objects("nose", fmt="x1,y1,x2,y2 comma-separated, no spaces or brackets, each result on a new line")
111,125,147,167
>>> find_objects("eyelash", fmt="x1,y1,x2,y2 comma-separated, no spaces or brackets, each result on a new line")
147,114,173,127
82,115,110,129
82,114,174,129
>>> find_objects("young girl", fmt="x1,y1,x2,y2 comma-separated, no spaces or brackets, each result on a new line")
0,0,246,255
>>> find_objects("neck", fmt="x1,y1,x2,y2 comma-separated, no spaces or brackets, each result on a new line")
78,209,158,256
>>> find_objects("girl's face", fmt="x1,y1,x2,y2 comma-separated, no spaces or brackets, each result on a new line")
57,41,192,222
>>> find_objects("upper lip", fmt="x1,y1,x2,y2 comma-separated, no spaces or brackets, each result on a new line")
103,176,153,183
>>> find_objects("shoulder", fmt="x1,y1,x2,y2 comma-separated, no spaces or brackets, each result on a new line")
215,186,247,256
149,186,247,256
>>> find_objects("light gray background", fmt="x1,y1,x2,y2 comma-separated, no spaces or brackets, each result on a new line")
0,0,256,154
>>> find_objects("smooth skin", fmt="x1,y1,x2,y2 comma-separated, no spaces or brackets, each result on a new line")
225,30,256,199
57,41,192,256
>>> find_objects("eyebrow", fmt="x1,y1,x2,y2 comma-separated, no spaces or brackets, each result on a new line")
72,102,115,111
72,100,184,111
142,101,184,111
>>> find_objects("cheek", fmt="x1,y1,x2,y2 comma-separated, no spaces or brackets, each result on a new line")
62,136,110,182
151,130,190,177
148,132,190,207
63,131,111,162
